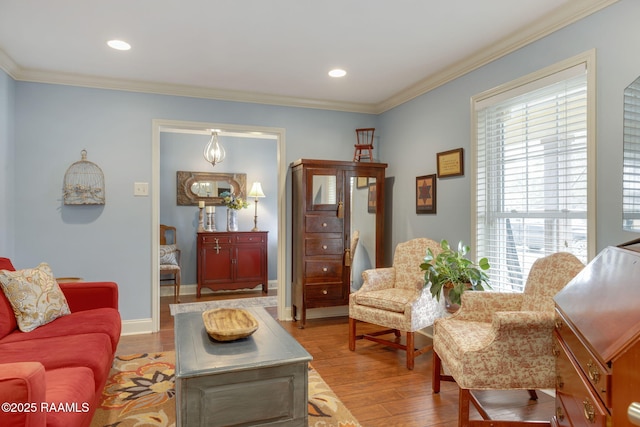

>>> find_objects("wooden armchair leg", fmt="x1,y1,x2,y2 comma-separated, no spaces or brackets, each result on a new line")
433,350,442,392
348,317,356,351
406,331,415,370
459,388,471,427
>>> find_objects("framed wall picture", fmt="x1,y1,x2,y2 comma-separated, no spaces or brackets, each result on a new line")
416,174,436,214
368,182,376,213
356,176,368,189
437,148,464,177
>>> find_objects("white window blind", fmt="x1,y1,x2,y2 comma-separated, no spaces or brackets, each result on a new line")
623,77,640,231
474,63,589,292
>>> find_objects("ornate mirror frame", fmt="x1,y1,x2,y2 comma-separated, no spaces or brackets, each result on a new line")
176,171,247,206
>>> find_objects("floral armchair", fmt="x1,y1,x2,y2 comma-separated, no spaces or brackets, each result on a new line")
348,238,446,369
432,252,585,426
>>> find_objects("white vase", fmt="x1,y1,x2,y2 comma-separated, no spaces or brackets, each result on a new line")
227,209,239,232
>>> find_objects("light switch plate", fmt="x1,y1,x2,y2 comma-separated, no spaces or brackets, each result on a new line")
134,182,149,196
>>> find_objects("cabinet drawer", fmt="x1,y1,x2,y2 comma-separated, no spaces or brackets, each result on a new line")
305,238,343,256
200,234,233,244
236,234,265,244
555,312,610,407
305,283,344,300
554,333,609,426
304,259,343,279
305,215,343,233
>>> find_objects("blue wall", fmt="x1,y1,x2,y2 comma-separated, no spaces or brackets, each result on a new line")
2,0,640,324
8,83,375,321
378,0,640,252
0,70,14,257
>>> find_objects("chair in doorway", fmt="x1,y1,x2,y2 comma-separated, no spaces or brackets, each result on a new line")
160,224,181,302
432,251,585,426
348,237,447,369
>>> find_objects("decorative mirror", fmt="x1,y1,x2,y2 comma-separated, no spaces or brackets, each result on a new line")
176,171,246,206
623,76,640,231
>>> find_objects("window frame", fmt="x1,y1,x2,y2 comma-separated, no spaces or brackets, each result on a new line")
470,50,596,292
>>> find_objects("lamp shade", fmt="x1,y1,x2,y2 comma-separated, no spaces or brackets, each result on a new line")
248,182,266,198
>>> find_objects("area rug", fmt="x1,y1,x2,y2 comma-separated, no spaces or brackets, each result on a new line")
169,295,278,316
90,351,360,427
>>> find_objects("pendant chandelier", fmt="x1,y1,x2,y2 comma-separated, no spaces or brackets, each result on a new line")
203,131,226,167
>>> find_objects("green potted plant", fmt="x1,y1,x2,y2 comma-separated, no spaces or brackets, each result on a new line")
420,239,491,312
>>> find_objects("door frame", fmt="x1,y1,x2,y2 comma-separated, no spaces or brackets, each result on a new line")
151,119,286,331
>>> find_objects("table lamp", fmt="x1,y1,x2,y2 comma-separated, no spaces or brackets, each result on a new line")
248,182,266,231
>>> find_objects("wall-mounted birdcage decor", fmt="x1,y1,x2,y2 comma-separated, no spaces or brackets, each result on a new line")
63,149,105,205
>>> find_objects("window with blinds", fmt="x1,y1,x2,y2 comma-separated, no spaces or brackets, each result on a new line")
473,58,592,292
623,76,640,231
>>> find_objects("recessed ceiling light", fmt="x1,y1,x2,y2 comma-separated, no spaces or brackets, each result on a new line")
328,69,347,78
107,40,131,51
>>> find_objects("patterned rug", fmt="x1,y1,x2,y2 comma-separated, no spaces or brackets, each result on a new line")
169,296,278,316
91,351,360,427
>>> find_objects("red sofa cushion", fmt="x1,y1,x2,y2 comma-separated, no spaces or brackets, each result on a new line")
44,366,95,427
0,258,18,339
0,333,113,392
1,307,121,352
0,362,47,427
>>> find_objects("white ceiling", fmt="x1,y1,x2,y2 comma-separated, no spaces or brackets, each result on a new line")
0,0,616,113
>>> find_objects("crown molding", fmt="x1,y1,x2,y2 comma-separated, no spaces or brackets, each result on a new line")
374,0,619,113
0,48,19,77
12,67,378,114
0,0,618,115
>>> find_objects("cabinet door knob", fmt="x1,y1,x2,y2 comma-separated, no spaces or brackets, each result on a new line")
322,245,328,250
322,267,328,272
322,222,327,227
322,289,328,295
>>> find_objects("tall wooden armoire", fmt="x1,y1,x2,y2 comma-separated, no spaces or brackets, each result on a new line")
290,159,387,328
553,241,640,426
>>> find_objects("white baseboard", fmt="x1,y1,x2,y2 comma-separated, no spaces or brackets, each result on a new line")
160,281,277,297
121,318,154,335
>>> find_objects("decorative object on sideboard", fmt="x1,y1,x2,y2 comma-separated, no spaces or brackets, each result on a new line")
248,182,266,231
198,201,205,232
436,147,464,178
176,171,246,206
205,205,216,231
220,191,248,232
63,149,105,205
203,130,226,167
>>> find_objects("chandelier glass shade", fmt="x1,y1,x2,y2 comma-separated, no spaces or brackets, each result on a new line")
203,131,226,166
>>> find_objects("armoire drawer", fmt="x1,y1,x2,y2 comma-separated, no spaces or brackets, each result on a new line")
305,215,343,233
304,259,343,279
554,333,609,426
305,283,344,301
305,238,343,256
555,312,610,407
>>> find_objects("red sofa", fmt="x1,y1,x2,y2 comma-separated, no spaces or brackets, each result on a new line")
0,257,121,427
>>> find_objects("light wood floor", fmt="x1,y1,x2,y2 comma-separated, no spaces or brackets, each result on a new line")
116,291,554,427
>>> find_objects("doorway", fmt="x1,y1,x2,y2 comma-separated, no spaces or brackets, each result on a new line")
151,119,286,332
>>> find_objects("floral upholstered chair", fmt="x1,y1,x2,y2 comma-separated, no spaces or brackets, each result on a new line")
432,251,585,426
160,224,181,302
349,238,446,369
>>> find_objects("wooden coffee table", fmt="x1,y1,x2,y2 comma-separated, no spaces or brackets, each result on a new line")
174,307,312,427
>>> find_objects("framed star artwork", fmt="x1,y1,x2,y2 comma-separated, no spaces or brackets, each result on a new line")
416,174,436,214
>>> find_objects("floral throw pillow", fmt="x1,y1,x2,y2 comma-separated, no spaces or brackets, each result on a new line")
0,262,71,332
160,245,179,266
